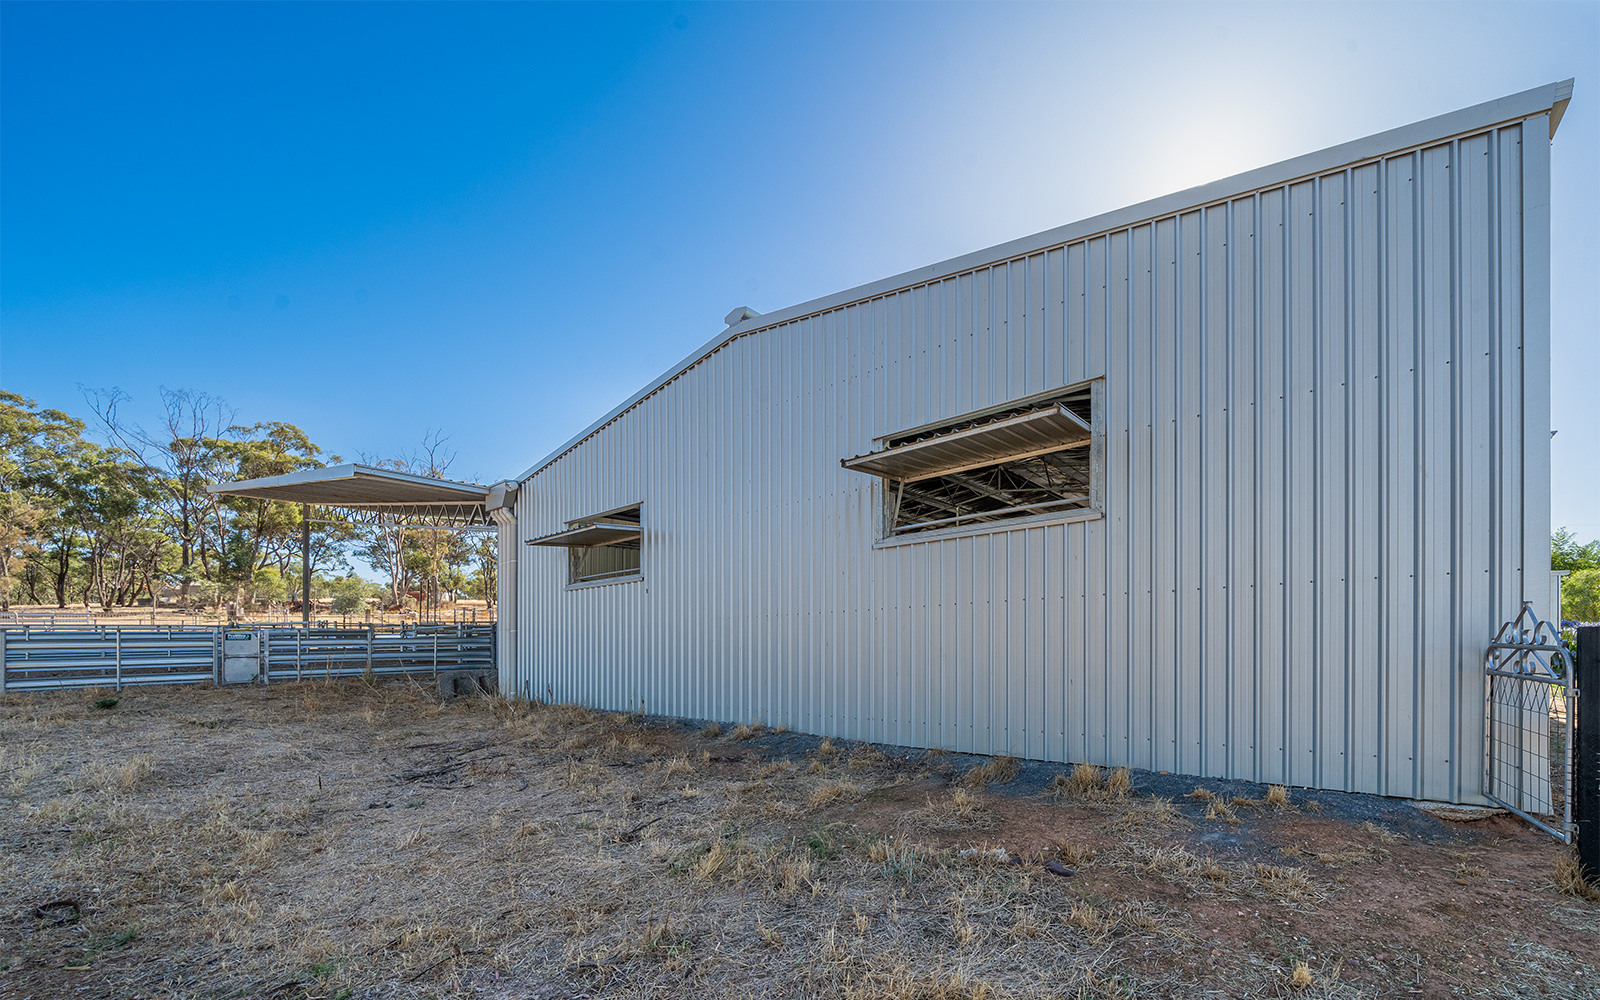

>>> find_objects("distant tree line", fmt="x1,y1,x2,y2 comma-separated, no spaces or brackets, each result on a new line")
0,389,495,612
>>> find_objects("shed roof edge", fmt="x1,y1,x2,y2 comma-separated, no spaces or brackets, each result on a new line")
512,79,1573,484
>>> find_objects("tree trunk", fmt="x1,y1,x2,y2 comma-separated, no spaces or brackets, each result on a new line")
52,534,73,608
96,548,112,609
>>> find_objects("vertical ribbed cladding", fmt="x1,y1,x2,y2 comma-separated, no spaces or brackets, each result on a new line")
493,510,517,695
514,113,1550,804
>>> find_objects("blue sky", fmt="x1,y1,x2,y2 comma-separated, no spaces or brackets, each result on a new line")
3,1,1597,563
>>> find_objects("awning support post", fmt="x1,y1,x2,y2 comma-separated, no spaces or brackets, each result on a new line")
301,503,311,627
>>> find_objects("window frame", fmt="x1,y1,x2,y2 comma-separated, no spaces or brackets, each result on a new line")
560,501,645,590
866,378,1104,548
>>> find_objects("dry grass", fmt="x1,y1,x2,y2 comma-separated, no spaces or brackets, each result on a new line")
1360,820,1402,843
807,778,865,810
1289,960,1315,988
960,755,1019,788
1556,855,1600,901
1055,839,1096,867
0,681,1594,1000
730,721,763,741
1104,795,1182,833
846,745,890,771
1050,762,1130,802
78,753,156,794
1284,841,1388,867
1205,799,1242,825
914,788,996,831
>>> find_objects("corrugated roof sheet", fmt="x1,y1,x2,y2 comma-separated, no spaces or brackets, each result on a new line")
208,463,488,517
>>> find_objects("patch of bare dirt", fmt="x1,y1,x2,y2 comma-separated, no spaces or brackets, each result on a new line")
1,682,1596,999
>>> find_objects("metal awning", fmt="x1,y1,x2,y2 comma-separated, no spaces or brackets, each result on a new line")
843,404,1092,482
526,522,642,548
208,463,495,624
208,463,491,525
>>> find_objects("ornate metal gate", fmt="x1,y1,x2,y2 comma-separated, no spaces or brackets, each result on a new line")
1485,602,1576,841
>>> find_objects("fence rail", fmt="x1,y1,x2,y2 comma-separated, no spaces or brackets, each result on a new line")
0,623,495,692
0,608,495,630
260,625,495,683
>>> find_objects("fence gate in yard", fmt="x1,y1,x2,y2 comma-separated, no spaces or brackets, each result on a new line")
1485,602,1576,842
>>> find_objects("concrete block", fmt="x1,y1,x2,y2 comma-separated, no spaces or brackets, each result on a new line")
437,668,496,700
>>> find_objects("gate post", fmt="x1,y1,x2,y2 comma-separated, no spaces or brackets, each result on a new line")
1577,626,1600,881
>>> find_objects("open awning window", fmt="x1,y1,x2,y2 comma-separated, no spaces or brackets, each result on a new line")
526,521,642,548
842,403,1091,483
843,384,1100,539
527,504,645,586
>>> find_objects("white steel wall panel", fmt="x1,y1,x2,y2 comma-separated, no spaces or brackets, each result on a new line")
509,104,1558,804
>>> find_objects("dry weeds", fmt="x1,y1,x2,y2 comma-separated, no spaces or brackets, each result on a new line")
1556,854,1600,902
0,681,1595,1000
914,788,996,831
960,754,1019,788
1050,762,1131,802
807,777,865,810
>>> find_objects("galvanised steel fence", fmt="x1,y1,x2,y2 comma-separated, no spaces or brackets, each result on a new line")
0,623,495,693
258,624,494,683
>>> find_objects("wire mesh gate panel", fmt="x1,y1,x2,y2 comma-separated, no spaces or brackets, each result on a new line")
1485,603,1575,842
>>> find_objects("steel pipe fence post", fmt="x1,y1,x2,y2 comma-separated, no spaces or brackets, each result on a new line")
114,629,122,692
0,629,7,695
1577,626,1600,883
366,626,373,677
297,629,304,683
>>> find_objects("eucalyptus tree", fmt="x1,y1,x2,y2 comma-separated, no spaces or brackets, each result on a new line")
84,387,236,601
0,392,86,608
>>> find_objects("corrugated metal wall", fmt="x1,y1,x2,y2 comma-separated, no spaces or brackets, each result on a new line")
493,511,517,689
511,112,1552,804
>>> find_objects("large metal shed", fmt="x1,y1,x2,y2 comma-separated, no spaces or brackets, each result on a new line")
491,81,1574,805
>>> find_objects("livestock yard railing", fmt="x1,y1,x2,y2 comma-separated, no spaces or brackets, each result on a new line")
0,608,494,629
257,624,494,683
0,611,212,629
0,623,495,693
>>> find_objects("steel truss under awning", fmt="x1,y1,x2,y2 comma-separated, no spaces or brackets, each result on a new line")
842,403,1092,482
208,463,493,528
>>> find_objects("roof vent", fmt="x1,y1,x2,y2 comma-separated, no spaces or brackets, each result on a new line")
724,305,761,327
